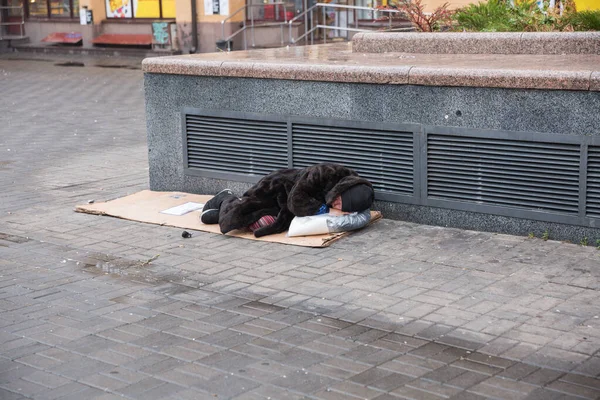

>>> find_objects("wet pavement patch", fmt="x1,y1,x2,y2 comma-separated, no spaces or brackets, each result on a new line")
79,254,189,286
54,61,85,67
82,257,147,276
0,232,31,244
153,281,198,296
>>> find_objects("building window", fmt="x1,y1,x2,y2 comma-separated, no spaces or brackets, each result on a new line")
105,0,175,18
106,0,132,17
246,0,297,21
27,0,79,17
28,0,48,16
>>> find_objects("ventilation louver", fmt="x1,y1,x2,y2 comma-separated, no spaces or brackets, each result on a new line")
427,135,580,215
184,114,288,176
292,123,414,196
587,146,600,219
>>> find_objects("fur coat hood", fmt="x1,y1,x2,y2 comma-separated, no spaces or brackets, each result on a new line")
287,163,373,217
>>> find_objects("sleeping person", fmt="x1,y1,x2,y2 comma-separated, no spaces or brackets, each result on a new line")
200,163,375,238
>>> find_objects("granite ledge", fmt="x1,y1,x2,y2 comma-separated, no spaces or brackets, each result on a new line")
143,60,411,85
142,44,600,91
591,71,600,91
352,32,600,55
408,68,593,91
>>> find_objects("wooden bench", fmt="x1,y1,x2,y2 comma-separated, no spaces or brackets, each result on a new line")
41,32,83,44
92,34,152,47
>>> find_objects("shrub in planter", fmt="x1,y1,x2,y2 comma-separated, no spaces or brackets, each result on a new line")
395,0,454,31
452,0,559,31
453,0,514,31
561,10,600,30
452,0,599,32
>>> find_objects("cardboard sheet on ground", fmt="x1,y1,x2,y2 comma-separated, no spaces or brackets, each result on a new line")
75,190,382,247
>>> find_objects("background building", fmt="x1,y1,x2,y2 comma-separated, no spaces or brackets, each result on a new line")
1,0,599,53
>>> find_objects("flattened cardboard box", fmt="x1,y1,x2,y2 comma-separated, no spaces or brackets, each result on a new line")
76,190,382,248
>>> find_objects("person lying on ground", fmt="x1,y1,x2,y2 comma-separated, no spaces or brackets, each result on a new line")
200,163,374,238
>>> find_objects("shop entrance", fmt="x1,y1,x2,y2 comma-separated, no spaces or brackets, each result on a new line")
0,0,25,37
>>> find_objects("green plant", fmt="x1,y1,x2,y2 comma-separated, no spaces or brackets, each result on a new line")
452,0,551,32
528,232,535,239
397,0,454,31
580,237,588,246
542,229,549,241
451,0,595,32
596,239,600,250
561,10,600,31
453,0,513,31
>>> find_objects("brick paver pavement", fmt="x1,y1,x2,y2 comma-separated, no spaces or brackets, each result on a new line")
0,54,599,400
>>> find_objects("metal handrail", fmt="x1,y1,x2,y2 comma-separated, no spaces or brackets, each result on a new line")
289,3,404,45
221,2,290,51
0,4,25,39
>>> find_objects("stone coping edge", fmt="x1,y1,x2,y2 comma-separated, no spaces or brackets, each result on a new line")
143,58,600,91
352,32,600,55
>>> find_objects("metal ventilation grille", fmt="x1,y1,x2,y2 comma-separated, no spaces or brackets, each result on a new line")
587,146,600,218
292,123,414,195
427,135,580,214
185,114,288,175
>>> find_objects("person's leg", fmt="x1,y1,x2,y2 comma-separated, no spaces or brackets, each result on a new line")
218,195,279,234
251,192,294,238
252,207,294,237
248,215,276,232
200,189,235,224
202,189,234,212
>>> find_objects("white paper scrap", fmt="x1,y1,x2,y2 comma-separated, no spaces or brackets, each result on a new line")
160,202,204,216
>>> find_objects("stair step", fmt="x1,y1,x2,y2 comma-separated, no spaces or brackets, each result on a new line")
11,43,179,57
0,36,29,44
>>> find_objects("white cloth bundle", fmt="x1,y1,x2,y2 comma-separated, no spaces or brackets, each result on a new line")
287,209,371,237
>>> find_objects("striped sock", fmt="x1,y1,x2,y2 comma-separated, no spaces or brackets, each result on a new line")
248,215,276,232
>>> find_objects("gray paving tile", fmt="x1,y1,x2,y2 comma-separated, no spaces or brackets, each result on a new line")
0,388,29,400
194,374,260,398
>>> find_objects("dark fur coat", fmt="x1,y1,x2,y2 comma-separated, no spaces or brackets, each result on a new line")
218,163,372,237
218,168,301,238
287,163,373,217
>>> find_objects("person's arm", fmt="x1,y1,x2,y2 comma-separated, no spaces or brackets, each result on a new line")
328,208,350,216
287,169,327,217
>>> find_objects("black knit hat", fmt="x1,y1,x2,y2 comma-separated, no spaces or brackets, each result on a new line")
341,184,374,212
